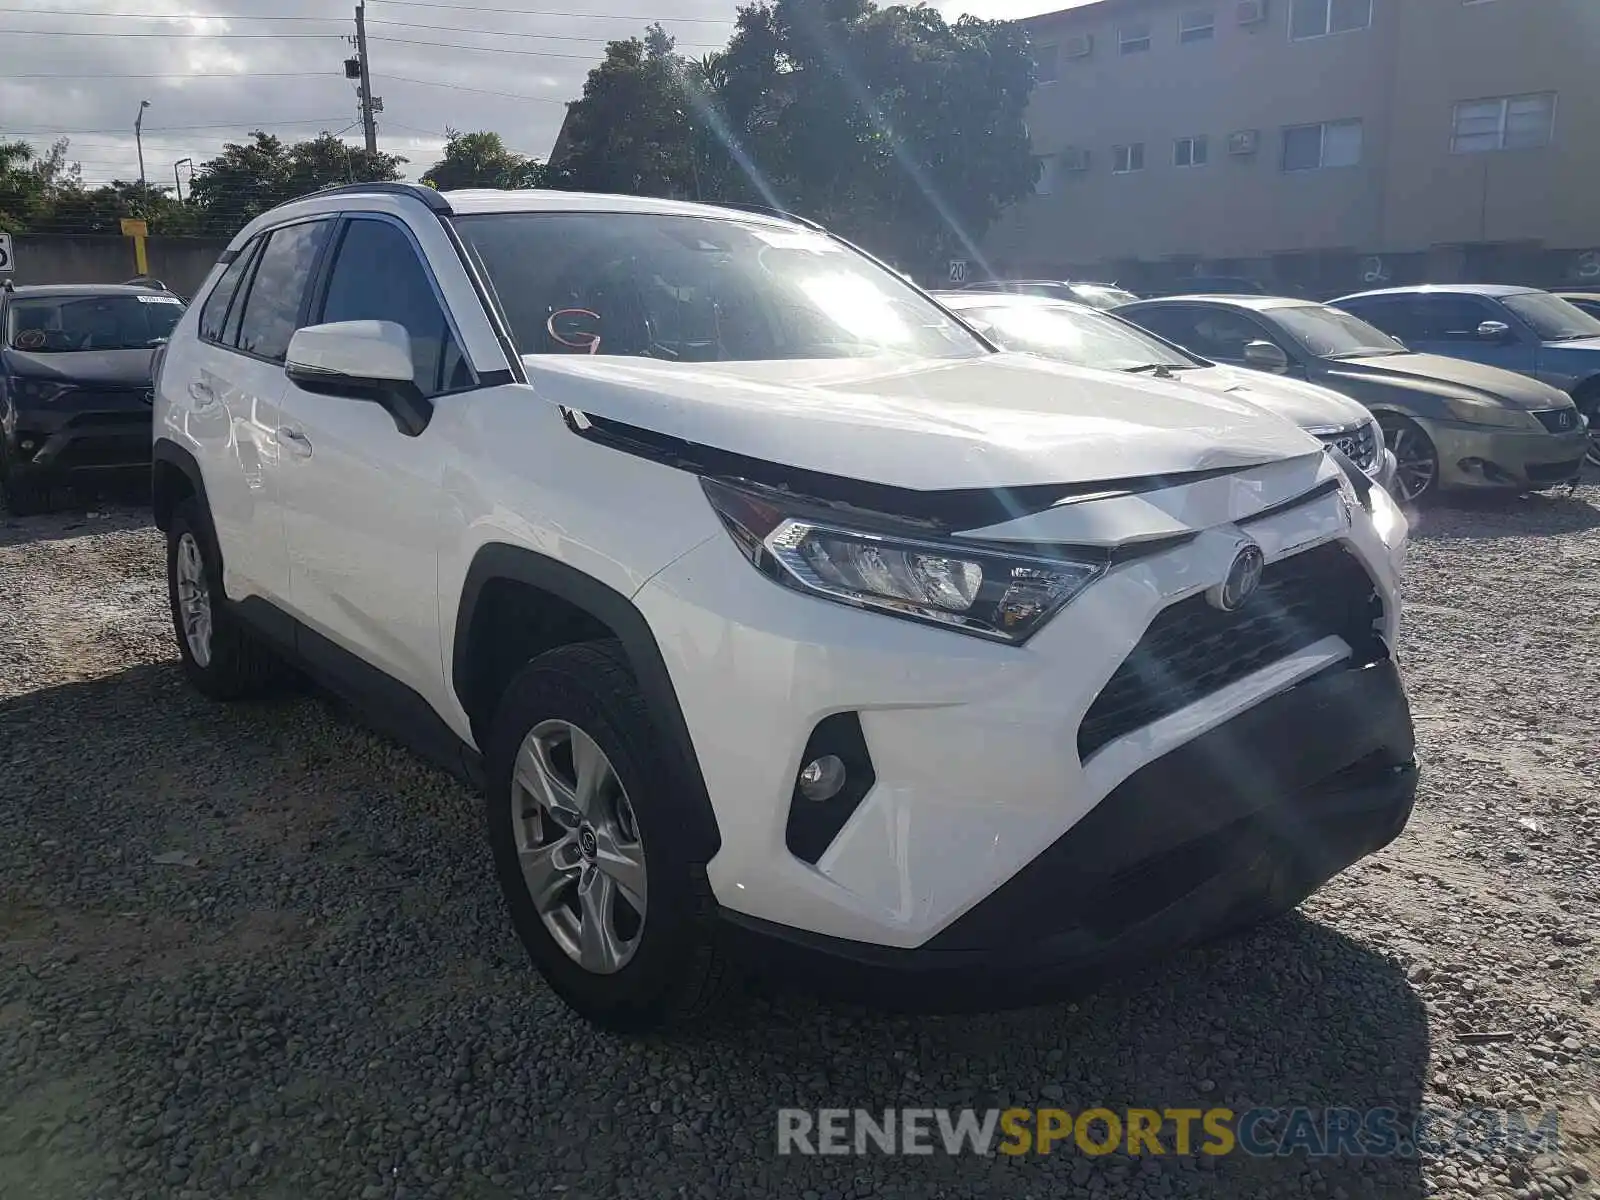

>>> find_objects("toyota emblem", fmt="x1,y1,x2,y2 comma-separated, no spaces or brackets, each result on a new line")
1207,543,1266,612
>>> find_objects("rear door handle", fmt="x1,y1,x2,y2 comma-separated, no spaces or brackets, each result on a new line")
188,381,216,409
277,426,313,458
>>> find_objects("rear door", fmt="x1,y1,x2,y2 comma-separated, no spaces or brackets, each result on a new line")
194,218,334,603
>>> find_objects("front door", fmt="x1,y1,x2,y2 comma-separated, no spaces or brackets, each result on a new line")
277,214,477,712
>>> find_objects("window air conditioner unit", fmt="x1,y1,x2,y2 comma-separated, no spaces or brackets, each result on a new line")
1060,147,1091,172
1063,33,1094,59
1237,0,1268,26
1227,129,1260,156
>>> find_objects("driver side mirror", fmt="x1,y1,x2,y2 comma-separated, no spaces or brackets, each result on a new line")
1477,320,1513,342
1243,340,1290,374
285,321,432,437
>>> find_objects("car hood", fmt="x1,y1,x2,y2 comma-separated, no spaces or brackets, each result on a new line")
1543,336,1600,354
1,347,159,388
1180,364,1372,430
523,352,1322,491
1326,352,1567,409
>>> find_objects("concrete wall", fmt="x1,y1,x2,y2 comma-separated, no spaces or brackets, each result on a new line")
6,235,230,299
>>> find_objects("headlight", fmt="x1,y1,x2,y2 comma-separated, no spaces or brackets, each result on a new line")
1366,477,1408,550
1442,396,1534,429
702,478,1106,644
7,377,72,406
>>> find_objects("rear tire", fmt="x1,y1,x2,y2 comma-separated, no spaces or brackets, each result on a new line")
1377,414,1440,504
165,498,284,699
486,640,732,1032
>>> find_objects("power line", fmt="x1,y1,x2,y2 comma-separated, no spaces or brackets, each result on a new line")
0,71,340,79
371,0,730,23
0,26,341,38
367,18,719,47
378,73,569,102
371,35,602,60
3,118,352,136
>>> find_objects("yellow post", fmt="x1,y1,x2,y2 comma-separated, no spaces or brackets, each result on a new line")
120,218,149,276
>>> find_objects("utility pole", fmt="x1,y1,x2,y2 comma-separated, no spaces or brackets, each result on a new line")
354,2,378,155
135,99,150,187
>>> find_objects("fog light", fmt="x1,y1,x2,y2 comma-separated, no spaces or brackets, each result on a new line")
797,755,847,803
19,439,34,452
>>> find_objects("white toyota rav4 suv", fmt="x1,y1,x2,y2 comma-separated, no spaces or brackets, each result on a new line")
152,183,1417,1030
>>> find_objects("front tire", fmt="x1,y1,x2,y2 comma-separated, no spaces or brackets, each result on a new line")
1,461,55,516
165,499,283,699
486,640,731,1032
1377,414,1440,504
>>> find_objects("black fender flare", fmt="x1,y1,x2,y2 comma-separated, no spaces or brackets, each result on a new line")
451,543,722,860
151,439,210,532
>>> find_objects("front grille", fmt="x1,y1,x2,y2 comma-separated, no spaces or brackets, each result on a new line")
1526,458,1582,485
1531,408,1580,434
1077,541,1385,761
1314,422,1378,471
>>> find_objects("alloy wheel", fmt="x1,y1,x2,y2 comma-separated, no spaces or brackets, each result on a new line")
1386,425,1437,503
174,532,214,667
512,719,647,975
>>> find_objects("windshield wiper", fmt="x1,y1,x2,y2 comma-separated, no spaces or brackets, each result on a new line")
1122,363,1176,379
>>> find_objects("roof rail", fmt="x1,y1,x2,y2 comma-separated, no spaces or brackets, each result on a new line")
707,200,824,231
308,181,453,214
123,276,169,291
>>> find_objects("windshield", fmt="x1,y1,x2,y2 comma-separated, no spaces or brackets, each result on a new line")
1500,291,1600,341
963,302,1201,370
1070,285,1140,311
1271,305,1405,358
5,293,184,352
452,212,987,362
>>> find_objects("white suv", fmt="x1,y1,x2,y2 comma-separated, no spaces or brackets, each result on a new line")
152,184,1418,1030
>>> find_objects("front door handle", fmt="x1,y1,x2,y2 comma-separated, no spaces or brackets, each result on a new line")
277,426,313,458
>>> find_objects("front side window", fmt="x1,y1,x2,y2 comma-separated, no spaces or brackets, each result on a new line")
1113,143,1146,174
1289,0,1372,39
452,212,987,363
5,292,185,352
1283,119,1363,170
317,218,474,396
1499,291,1600,341
1174,136,1209,167
1271,304,1405,357
232,220,332,363
1451,93,1556,153
964,302,1202,371
1119,22,1152,52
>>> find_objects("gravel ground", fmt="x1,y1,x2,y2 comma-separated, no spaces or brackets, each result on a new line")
1,481,1598,1200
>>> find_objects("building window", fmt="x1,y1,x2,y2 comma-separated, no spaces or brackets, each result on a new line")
1035,43,1059,84
1289,0,1372,40
1113,143,1146,173
1119,22,1152,53
1178,9,1216,42
1282,119,1363,170
1174,136,1210,167
1451,93,1556,153
1035,155,1060,195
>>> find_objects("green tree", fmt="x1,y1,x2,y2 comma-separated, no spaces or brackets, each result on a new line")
188,131,406,234
549,2,1038,275
40,180,200,236
423,130,543,190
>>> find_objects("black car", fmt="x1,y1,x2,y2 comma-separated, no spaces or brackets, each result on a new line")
1,282,185,514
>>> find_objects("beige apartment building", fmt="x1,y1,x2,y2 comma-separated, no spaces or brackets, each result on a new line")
983,0,1600,296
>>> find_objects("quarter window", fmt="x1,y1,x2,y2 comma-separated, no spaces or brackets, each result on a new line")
1174,136,1209,167
1282,119,1363,171
317,218,474,397
1119,22,1152,52
232,220,332,363
1113,143,1146,174
1289,0,1372,39
1451,93,1555,153
1178,9,1216,42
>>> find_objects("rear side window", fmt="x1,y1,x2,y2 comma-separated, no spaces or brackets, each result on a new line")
316,218,473,397
1340,298,1420,341
232,220,332,363
198,239,260,343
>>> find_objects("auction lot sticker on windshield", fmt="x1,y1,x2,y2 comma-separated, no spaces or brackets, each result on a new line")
137,294,182,304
